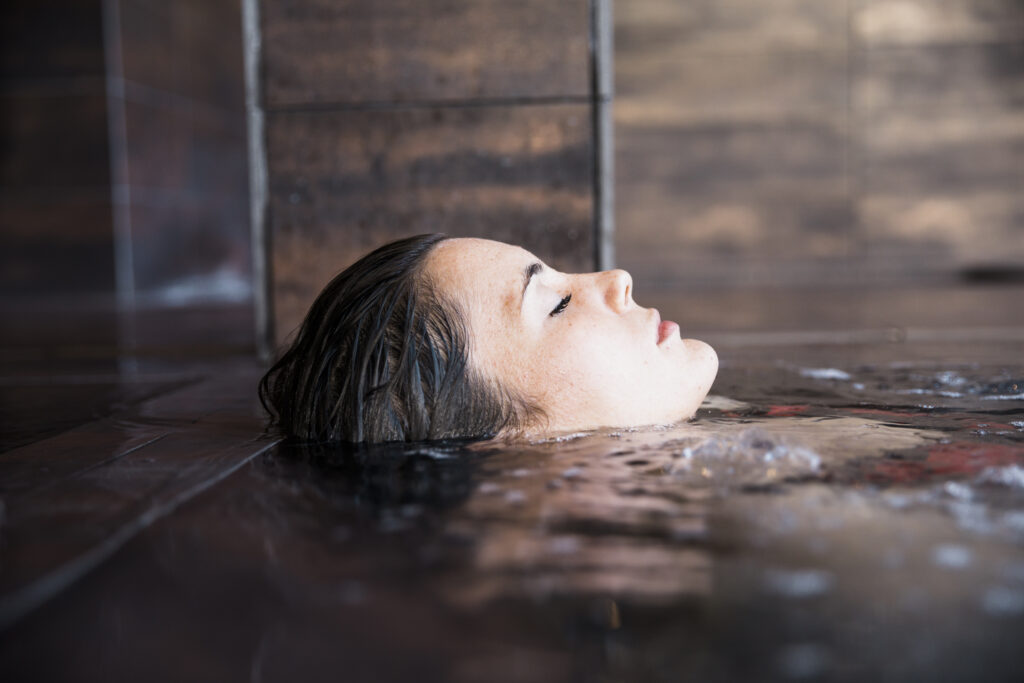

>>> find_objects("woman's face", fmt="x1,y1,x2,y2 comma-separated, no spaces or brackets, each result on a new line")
425,238,719,434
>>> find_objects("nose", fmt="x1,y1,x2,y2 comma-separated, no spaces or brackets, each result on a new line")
601,269,633,312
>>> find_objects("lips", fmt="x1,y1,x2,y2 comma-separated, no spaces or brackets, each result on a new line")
658,319,679,345
653,308,680,345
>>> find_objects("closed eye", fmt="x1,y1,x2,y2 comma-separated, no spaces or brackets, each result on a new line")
550,294,571,317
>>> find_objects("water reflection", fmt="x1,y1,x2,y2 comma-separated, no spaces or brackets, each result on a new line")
244,362,1023,679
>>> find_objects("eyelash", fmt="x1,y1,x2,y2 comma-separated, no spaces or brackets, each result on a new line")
550,294,571,317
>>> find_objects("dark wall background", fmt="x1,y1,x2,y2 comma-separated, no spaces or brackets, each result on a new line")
0,0,251,357
3,1,1019,358
0,1,114,299
615,0,1024,291
259,0,602,345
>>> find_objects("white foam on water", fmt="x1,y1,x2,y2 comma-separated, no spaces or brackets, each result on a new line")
975,465,1024,488
799,368,851,381
1000,511,1024,535
897,388,963,398
671,428,822,489
942,481,974,501
981,393,1024,401
935,371,968,387
702,395,751,411
1011,421,1024,429
503,490,526,505
932,543,973,569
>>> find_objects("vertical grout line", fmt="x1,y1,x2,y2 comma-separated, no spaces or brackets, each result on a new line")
101,0,138,373
242,0,272,360
590,0,615,270
845,0,857,284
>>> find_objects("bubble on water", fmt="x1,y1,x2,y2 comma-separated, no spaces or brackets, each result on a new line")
981,586,1024,617
946,501,992,534
898,388,963,398
942,481,974,501
764,568,834,598
561,467,584,480
799,368,851,381
413,447,458,460
777,643,830,679
510,468,532,478
932,543,972,569
530,431,594,444
1011,421,1024,430
975,465,1024,488
936,371,968,387
504,490,526,505
478,482,501,495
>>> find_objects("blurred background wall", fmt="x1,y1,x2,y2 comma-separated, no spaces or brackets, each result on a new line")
1,0,1021,360
256,0,609,346
1,0,251,359
616,0,1023,294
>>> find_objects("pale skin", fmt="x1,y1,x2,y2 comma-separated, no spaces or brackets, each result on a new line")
424,238,719,436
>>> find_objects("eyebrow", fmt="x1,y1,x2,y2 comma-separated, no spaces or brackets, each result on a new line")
522,262,543,304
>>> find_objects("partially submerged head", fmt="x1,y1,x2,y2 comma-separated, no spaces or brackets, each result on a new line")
260,234,718,443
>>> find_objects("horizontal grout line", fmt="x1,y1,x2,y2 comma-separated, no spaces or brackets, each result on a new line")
263,94,593,113
0,436,282,632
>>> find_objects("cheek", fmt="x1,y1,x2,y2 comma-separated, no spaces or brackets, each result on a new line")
528,324,642,401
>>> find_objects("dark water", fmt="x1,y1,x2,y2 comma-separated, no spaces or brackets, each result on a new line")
4,354,1024,682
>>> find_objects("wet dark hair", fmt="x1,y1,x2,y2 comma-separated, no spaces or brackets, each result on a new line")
259,233,542,443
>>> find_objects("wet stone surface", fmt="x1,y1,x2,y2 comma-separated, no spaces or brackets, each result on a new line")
1,346,1023,681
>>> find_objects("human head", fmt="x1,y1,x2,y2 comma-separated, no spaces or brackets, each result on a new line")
260,234,718,443
425,238,718,434
259,233,540,443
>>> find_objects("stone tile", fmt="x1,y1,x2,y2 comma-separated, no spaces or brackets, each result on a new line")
261,0,590,106
853,43,1024,267
615,115,850,279
0,0,106,82
265,104,593,343
853,0,1024,47
128,197,251,301
0,196,115,296
617,50,848,127
616,0,847,55
856,192,1024,268
616,192,855,288
0,91,110,190
118,0,246,111
121,97,247,194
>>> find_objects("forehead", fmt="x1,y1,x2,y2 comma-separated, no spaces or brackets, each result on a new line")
425,238,535,303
